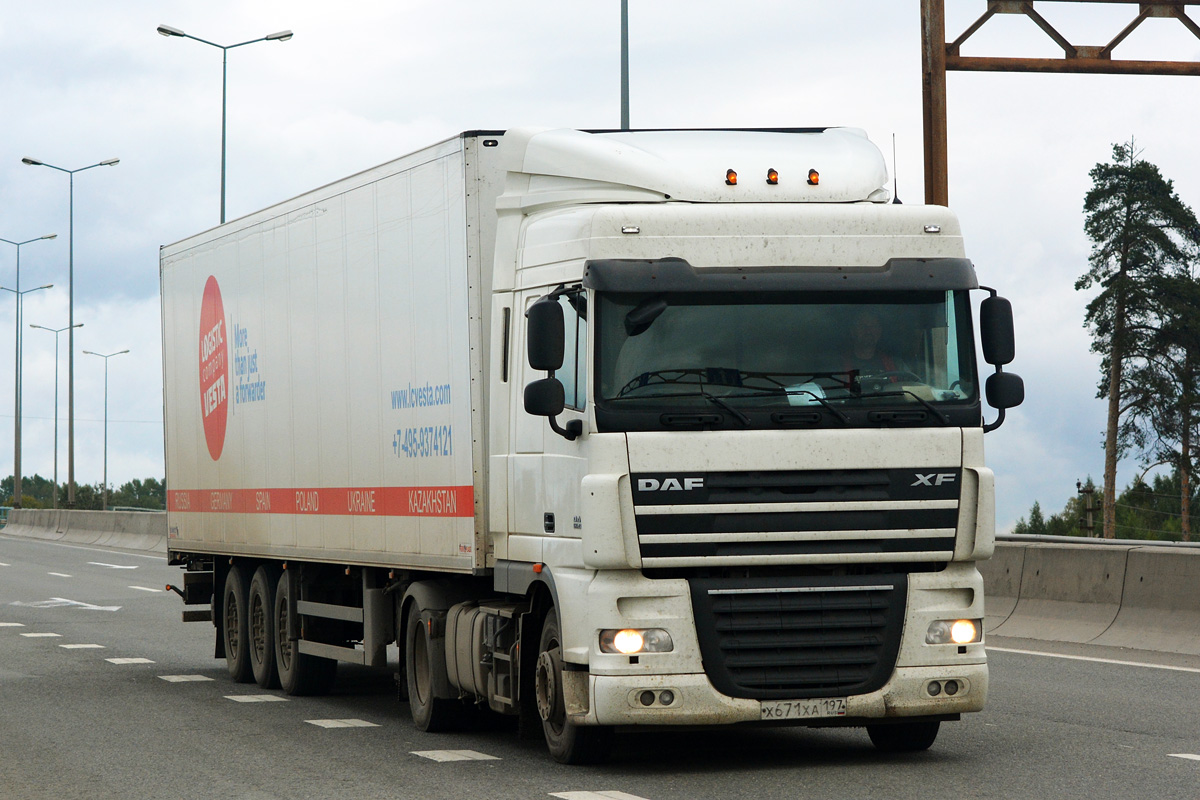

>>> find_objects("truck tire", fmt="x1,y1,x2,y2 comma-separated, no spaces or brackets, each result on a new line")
866,720,940,753
405,608,467,732
222,564,253,683
535,609,612,764
248,565,281,689
273,571,337,696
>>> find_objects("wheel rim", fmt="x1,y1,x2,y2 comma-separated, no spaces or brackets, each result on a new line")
413,621,432,704
535,642,565,733
250,591,267,664
224,591,239,658
276,593,292,671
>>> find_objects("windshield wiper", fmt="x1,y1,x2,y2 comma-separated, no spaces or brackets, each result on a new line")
698,388,750,425
858,389,950,425
783,389,850,424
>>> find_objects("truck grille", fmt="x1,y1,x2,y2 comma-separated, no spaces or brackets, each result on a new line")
632,468,961,568
689,575,906,699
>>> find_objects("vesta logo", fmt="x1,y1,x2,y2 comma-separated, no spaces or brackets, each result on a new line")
198,276,229,460
638,477,704,492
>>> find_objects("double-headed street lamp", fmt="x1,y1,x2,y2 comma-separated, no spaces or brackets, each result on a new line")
0,234,56,507
83,349,128,511
156,24,294,224
30,323,82,509
21,156,119,507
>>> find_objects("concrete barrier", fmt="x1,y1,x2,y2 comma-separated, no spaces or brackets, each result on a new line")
1093,546,1200,656
2,508,166,553
983,538,1200,656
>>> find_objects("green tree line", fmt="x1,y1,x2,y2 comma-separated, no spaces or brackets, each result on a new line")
1013,470,1195,542
1,474,165,511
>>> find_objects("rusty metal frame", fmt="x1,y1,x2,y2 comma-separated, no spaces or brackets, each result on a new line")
922,0,1200,205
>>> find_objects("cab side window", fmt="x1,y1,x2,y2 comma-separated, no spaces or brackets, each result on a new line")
558,294,587,410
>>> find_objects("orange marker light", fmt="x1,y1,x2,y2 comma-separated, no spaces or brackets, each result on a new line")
725,169,738,186
807,169,820,186
766,168,779,185
533,562,544,573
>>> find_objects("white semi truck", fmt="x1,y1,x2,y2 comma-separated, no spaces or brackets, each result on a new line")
161,127,1023,763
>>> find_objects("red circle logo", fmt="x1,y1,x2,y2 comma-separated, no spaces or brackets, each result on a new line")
198,275,229,460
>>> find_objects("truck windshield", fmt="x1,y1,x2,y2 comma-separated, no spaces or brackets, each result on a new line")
594,289,980,430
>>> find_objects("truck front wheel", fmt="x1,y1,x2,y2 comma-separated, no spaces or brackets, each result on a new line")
866,720,940,752
535,609,611,764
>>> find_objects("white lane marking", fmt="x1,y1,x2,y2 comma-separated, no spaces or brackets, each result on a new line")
128,586,161,593
158,675,214,683
0,622,26,627
59,644,106,649
0,561,10,566
411,750,500,762
306,719,380,728
48,572,72,578
106,657,155,664
551,793,649,800
225,694,288,703
88,562,139,570
1169,754,1200,762
990,646,1200,674
10,598,122,611
20,632,62,638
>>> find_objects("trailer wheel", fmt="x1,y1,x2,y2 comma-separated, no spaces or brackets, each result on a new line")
405,608,466,732
535,609,612,764
866,720,940,753
273,571,337,696
248,565,281,689
222,564,253,683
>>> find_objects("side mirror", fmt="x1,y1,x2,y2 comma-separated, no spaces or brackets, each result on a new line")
524,377,566,417
980,296,1015,366
986,371,1024,410
527,296,564,371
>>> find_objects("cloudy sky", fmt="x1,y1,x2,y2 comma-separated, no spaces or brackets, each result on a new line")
2,1,1199,527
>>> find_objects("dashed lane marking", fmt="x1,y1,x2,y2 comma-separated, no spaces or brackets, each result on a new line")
411,750,500,762
306,719,381,728
106,657,155,664
225,694,289,703
88,562,138,570
10,598,122,611
48,572,72,578
1169,754,1200,762
0,561,10,566
990,646,1200,674
59,644,105,649
158,675,215,682
550,793,649,800
0,622,25,627
128,586,161,593
20,632,62,638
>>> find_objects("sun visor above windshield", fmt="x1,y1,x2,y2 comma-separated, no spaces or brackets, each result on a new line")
582,258,980,293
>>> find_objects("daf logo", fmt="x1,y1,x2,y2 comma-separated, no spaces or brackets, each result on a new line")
638,477,704,492
912,473,956,487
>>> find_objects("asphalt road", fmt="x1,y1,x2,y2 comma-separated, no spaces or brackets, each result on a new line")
2,532,1198,800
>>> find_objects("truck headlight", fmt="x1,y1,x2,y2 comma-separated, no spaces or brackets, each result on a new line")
599,628,674,654
925,619,981,645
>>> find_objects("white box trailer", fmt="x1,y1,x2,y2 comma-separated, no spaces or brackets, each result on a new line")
161,127,1023,763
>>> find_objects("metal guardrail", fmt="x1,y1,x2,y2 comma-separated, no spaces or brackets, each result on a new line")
999,533,1200,549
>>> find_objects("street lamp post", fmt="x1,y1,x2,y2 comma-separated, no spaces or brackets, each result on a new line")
0,234,56,507
30,323,82,509
0,280,54,507
156,24,294,224
82,349,128,511
21,156,119,508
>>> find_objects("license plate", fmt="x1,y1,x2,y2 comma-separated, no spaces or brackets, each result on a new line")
760,697,847,721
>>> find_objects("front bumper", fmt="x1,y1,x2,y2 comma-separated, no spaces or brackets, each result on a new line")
574,662,987,727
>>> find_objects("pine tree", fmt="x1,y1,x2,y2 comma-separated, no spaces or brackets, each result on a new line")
1078,141,1200,538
